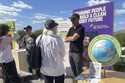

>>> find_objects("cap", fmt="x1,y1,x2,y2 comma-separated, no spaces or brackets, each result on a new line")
24,25,32,30
44,19,58,29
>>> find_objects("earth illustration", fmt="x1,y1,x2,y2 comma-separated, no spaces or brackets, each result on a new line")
92,39,117,63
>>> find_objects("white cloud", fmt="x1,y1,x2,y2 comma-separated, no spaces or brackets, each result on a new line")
115,9,125,15
53,17,65,22
115,2,125,15
0,1,32,17
88,0,110,6
32,20,42,24
0,10,18,16
118,21,125,25
34,14,47,20
0,4,21,12
116,2,125,15
11,1,32,9
123,2,125,8
32,13,59,24
0,3,21,16
32,13,69,25
0,18,16,23
5,18,16,21
33,13,57,20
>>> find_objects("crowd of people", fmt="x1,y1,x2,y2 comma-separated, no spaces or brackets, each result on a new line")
0,13,93,83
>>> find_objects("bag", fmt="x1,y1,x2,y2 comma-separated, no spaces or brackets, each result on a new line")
31,35,42,69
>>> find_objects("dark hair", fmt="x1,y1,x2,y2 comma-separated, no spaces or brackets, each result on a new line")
85,31,98,41
0,24,9,37
70,13,80,21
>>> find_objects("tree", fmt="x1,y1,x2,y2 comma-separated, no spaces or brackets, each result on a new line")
113,32,125,47
33,29,43,37
17,30,25,40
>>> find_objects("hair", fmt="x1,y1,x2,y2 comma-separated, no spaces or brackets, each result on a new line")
73,13,80,19
70,13,80,21
85,31,98,41
0,24,9,37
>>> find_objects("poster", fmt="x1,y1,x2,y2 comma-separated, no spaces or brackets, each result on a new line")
74,2,114,35
74,2,114,81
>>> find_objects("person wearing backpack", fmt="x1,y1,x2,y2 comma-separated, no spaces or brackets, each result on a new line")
36,19,65,83
23,25,40,77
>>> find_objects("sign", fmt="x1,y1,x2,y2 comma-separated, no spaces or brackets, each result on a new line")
74,2,114,35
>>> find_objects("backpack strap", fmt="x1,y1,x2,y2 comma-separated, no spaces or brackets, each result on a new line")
37,35,43,46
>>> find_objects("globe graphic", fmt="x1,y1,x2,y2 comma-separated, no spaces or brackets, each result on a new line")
92,39,116,63
88,35,121,66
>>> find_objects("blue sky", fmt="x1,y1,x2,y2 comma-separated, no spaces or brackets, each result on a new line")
0,0,125,32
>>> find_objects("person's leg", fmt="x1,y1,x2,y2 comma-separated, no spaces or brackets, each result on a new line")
2,61,21,83
36,68,41,77
27,54,32,73
70,53,83,83
2,63,9,83
69,52,78,77
55,74,64,83
77,53,83,75
44,75,54,83
69,52,83,77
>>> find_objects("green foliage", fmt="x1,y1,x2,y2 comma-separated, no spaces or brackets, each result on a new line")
113,31,125,72
113,31,125,47
113,57,125,72
17,29,43,39
33,29,43,37
17,30,25,40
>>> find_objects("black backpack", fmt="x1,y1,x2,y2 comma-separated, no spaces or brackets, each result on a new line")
30,35,42,69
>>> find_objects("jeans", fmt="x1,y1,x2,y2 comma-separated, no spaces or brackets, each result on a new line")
44,74,64,83
69,52,83,77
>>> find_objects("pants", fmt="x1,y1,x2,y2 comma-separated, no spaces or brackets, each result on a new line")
69,52,83,77
2,61,21,83
27,53,33,73
44,74,64,83
27,54,41,77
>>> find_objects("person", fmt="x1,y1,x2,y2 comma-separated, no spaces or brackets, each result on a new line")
82,36,91,67
36,19,65,83
65,13,85,78
75,32,95,80
82,36,91,78
0,24,21,83
82,33,97,78
23,25,40,76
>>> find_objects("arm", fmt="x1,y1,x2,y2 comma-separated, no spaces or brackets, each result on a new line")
64,33,80,42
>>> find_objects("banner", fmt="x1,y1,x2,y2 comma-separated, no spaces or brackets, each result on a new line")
74,2,114,35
